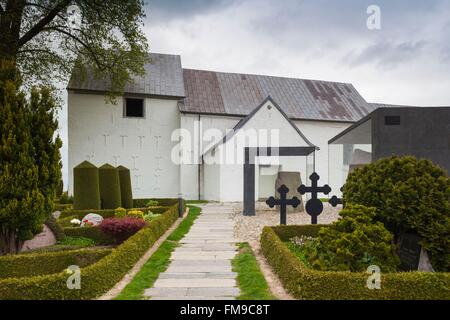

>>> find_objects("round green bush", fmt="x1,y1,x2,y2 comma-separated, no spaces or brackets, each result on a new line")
73,161,101,210
117,166,133,209
302,204,399,272
99,164,122,210
344,156,450,272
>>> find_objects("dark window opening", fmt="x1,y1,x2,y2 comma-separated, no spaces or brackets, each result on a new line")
125,98,144,118
385,115,401,126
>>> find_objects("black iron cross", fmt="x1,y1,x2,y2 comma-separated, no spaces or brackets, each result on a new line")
298,172,331,224
266,185,301,225
329,186,344,208
329,196,343,207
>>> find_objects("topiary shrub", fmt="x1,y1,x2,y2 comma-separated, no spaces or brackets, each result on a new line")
98,164,122,210
344,156,450,271
73,161,101,210
117,166,133,209
301,205,399,272
99,217,147,243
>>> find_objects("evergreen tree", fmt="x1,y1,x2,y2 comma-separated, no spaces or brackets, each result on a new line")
0,63,61,254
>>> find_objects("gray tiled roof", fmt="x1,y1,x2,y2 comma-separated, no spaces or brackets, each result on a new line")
67,53,185,98
181,69,377,122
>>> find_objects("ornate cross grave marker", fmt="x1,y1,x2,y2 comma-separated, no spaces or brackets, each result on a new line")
298,172,331,224
266,185,301,225
329,187,344,207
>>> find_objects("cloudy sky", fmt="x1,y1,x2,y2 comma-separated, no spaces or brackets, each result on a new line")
59,0,450,184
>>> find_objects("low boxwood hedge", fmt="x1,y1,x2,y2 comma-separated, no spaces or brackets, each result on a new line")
0,248,112,279
63,226,115,245
133,198,178,208
0,202,183,300
261,225,450,300
59,207,168,220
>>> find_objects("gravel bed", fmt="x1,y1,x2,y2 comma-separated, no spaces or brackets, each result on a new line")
230,202,341,242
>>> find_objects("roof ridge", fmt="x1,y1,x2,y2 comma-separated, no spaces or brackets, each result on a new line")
182,68,355,86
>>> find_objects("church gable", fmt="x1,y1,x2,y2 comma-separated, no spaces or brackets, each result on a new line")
213,96,316,153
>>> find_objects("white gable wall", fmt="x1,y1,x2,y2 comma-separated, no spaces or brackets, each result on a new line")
207,100,312,202
68,92,180,198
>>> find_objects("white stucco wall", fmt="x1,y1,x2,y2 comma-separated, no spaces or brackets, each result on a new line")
68,92,355,202
202,100,313,202
180,114,240,200
194,110,353,201
68,92,180,198
293,120,352,195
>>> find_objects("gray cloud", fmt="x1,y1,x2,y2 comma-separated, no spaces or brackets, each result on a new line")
146,0,237,21
344,40,428,69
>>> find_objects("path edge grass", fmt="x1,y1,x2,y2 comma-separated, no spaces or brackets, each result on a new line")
232,242,276,300
114,205,202,300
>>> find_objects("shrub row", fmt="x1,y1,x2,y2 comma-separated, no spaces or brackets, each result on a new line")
133,198,178,208
0,202,183,299
261,225,450,300
63,226,116,245
0,248,112,279
59,206,168,220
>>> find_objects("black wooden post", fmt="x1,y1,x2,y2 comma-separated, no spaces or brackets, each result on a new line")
243,148,256,216
178,194,183,218
266,185,301,225
298,172,331,224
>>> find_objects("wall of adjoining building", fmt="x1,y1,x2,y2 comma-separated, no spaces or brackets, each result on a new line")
68,92,181,198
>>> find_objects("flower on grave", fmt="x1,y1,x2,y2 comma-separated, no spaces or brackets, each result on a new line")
70,218,81,226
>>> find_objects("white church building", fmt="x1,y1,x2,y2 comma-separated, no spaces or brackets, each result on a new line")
67,53,390,202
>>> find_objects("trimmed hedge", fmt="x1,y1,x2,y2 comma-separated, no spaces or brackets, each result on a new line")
117,166,133,209
261,225,450,300
58,207,168,220
63,226,115,245
99,164,122,209
73,161,101,210
133,198,178,208
0,248,112,279
0,202,183,299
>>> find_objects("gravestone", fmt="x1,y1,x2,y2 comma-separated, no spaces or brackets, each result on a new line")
275,172,304,213
397,232,434,272
21,225,56,252
266,185,301,225
298,172,331,224
81,213,104,227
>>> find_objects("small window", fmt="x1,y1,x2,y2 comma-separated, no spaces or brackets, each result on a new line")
124,98,144,118
385,115,401,126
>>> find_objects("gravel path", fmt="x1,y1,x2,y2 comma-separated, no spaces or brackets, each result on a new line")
231,202,341,243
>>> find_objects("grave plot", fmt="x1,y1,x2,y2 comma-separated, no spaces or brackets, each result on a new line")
260,156,450,300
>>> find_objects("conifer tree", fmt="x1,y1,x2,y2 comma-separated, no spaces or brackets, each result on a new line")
0,62,61,254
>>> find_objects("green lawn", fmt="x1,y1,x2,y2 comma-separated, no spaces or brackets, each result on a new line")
114,205,202,300
232,243,276,300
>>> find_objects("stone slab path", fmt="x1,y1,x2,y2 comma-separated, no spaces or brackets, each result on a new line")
144,204,240,300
